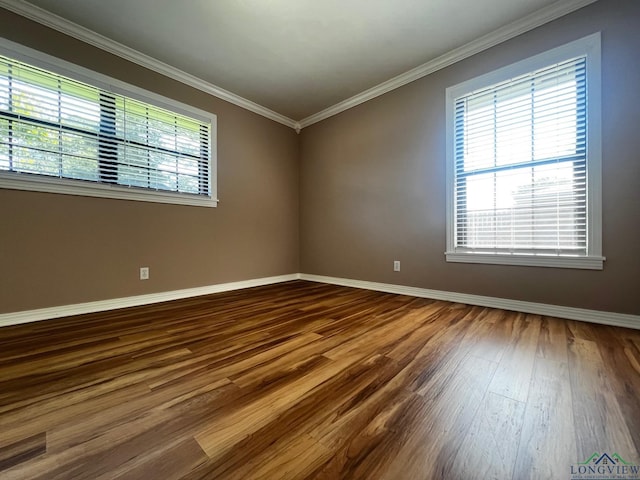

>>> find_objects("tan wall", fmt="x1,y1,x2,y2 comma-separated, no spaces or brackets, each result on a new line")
0,10,300,313
300,0,640,315
2,2,639,317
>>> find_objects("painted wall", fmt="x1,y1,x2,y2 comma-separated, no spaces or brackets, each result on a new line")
0,10,300,313
2,1,639,317
300,0,640,315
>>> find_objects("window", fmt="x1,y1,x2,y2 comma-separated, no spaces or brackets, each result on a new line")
0,39,216,207
445,33,602,269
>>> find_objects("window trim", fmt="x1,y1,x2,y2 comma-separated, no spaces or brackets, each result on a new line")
0,38,218,207
445,33,602,270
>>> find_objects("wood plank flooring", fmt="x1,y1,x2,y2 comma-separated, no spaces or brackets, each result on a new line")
0,280,639,479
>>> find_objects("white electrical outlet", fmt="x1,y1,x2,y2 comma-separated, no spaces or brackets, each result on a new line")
140,267,149,280
393,260,400,272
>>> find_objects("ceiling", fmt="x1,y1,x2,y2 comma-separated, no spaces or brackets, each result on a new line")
6,0,595,125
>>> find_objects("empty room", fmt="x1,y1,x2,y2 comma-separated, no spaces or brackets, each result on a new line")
1,0,639,478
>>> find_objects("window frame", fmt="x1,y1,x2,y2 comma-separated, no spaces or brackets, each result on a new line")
445,33,602,270
0,38,218,208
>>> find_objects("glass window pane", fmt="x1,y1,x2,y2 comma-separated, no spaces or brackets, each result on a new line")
12,80,59,123
60,92,100,133
62,155,98,181
0,53,212,200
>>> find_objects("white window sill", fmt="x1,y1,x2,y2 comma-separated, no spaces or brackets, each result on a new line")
445,251,605,270
0,172,218,208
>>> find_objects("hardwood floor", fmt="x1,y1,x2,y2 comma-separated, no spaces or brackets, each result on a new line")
0,280,639,479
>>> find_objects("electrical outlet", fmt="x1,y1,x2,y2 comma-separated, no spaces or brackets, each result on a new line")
393,260,400,272
140,267,149,280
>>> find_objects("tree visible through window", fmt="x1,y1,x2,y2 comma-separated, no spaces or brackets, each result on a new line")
0,53,212,200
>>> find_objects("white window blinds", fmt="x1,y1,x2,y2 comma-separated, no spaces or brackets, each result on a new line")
0,54,211,198
453,56,587,255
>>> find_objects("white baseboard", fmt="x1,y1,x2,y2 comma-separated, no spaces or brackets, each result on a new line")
2,272,638,331
299,274,640,330
0,274,301,328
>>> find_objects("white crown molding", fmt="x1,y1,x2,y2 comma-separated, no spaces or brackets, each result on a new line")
0,0,597,131
299,274,640,331
298,0,599,129
0,274,301,327
0,0,298,130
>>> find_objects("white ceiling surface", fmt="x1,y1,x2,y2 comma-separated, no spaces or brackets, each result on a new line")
15,0,585,122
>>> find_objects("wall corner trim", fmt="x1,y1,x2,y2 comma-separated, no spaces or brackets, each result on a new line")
0,274,301,327
299,274,640,330
0,0,298,130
